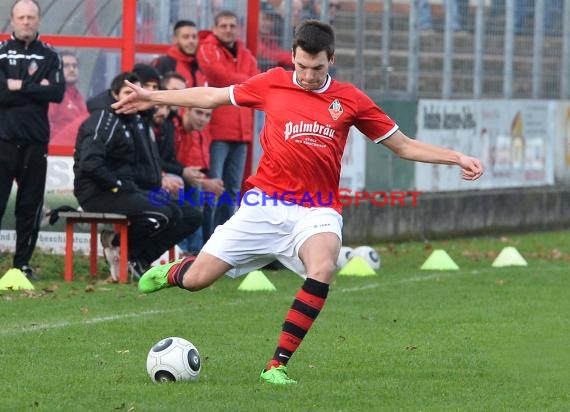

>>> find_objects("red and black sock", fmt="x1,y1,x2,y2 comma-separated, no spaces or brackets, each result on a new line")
267,277,329,370
166,256,196,288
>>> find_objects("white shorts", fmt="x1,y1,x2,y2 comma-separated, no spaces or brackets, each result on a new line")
201,189,343,278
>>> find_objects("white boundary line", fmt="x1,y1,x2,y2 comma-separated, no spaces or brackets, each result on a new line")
336,264,552,293
0,308,183,337
1,265,558,336
338,272,457,293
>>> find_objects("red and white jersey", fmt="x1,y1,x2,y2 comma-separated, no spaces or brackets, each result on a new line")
230,67,399,212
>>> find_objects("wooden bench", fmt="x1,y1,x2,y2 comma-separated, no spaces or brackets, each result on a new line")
59,211,175,283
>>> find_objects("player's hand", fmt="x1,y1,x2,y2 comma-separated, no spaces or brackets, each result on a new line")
162,174,184,194
458,154,483,181
202,178,225,197
111,80,155,114
182,167,206,186
7,79,22,90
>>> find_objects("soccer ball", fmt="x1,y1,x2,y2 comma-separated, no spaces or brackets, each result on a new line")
353,246,381,270
146,337,201,382
336,246,355,269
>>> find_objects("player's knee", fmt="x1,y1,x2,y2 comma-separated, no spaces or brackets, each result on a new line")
308,259,337,282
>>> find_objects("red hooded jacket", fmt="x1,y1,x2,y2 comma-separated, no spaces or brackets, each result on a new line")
174,123,211,172
197,31,259,142
153,46,207,88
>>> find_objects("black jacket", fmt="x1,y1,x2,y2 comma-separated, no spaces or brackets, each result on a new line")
133,110,163,190
0,33,65,143
74,90,164,203
73,90,139,204
154,112,184,177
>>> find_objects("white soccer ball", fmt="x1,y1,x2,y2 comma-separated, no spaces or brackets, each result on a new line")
146,337,201,382
336,246,355,269
353,246,381,270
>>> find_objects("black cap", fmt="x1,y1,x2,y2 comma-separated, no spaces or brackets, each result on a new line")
132,63,161,84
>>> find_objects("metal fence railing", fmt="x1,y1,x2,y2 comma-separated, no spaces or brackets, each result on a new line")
213,0,569,100
331,0,570,99
3,0,568,100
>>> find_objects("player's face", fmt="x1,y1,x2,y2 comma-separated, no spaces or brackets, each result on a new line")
163,77,187,112
112,82,141,101
152,104,170,125
186,108,212,131
174,25,198,55
62,55,79,85
11,0,40,43
142,81,159,91
293,48,331,91
164,77,186,91
213,16,238,47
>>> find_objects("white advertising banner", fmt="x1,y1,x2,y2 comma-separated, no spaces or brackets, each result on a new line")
339,126,366,192
553,101,570,182
0,156,85,255
416,100,555,191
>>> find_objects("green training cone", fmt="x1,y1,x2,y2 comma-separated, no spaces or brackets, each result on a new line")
0,268,35,290
338,256,377,276
492,246,528,267
238,270,277,291
420,249,459,270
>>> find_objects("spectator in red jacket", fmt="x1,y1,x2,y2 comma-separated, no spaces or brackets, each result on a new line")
258,2,294,72
48,50,88,147
176,106,224,254
197,10,259,241
152,20,206,88
161,72,224,197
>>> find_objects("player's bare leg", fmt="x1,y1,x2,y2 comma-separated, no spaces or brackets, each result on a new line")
260,232,340,384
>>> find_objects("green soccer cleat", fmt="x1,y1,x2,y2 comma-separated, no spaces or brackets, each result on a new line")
137,260,180,293
259,365,297,385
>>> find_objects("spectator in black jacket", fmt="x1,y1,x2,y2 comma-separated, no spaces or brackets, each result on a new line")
73,71,201,281
132,64,206,191
0,0,65,281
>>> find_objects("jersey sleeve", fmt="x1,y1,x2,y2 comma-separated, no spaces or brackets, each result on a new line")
353,89,399,143
229,71,271,110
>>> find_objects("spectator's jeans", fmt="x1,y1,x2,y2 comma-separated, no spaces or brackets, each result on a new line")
204,141,247,240
178,184,204,254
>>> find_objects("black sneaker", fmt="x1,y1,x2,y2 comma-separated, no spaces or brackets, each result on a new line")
20,265,40,281
128,260,150,281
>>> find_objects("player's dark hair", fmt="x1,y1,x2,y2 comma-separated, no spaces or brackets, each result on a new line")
110,72,141,95
173,19,196,35
293,20,335,60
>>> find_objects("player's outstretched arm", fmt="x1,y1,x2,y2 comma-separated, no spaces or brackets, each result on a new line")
382,130,483,181
112,80,232,114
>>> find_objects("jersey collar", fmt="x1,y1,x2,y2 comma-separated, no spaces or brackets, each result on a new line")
293,72,332,93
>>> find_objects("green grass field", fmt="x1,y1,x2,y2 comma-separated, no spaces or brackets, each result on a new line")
1,230,569,411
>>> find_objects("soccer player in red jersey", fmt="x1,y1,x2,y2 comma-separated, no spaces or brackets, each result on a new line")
112,20,483,385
